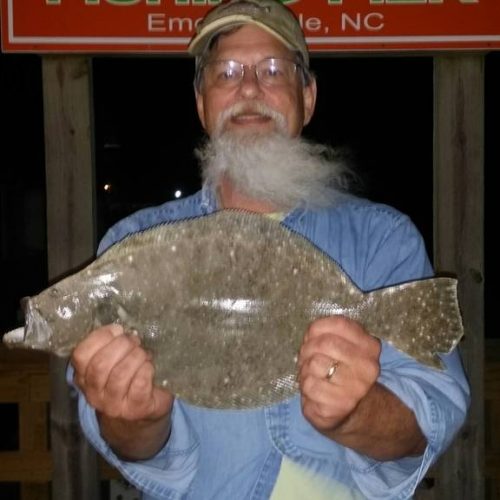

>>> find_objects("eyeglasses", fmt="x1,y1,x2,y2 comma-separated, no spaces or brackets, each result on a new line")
202,57,303,89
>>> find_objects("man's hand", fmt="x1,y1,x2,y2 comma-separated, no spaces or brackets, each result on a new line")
297,316,426,460
298,315,381,432
71,324,174,460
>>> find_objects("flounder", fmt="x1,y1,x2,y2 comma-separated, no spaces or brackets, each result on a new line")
3,210,464,409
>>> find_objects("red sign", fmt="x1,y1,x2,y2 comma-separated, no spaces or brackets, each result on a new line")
1,0,500,54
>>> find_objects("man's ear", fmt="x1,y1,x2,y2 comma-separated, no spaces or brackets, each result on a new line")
195,90,207,130
302,77,317,126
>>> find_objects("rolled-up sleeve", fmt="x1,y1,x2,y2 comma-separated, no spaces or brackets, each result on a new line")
67,365,200,499
347,344,469,499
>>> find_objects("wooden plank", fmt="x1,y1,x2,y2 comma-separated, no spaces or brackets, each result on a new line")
485,401,500,476
0,372,31,402
0,371,49,403
486,479,500,500
19,401,48,451
42,56,96,277
21,482,50,500
485,362,500,401
432,54,485,499
42,55,98,500
29,373,50,402
99,458,121,480
0,345,49,371
486,451,500,478
0,451,52,481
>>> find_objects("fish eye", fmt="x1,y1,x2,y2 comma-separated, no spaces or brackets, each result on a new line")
50,287,61,297
56,305,74,320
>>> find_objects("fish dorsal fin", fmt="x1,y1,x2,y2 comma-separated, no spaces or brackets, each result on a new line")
94,209,345,271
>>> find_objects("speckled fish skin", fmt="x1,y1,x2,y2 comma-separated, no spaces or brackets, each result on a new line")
3,210,464,409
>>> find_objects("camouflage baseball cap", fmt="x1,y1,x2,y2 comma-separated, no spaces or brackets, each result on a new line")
188,0,309,67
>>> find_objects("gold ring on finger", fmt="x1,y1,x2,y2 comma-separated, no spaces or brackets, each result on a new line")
325,360,340,381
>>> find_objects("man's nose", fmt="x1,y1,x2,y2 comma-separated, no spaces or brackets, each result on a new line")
237,67,263,98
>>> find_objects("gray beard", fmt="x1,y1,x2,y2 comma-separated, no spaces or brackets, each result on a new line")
196,132,351,212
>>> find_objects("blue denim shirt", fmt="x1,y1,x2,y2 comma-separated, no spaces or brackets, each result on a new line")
75,187,470,499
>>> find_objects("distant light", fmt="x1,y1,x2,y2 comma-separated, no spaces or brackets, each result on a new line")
104,184,112,192
174,190,182,199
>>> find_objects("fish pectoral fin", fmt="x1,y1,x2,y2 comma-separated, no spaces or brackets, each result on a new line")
92,299,132,330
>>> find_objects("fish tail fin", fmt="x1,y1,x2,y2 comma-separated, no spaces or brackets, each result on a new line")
366,277,464,370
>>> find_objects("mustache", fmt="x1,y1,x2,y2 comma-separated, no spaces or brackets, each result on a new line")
214,101,287,136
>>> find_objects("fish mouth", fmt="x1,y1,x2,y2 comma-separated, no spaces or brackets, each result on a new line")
3,327,26,348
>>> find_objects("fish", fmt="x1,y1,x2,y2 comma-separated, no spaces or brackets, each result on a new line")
2,209,464,409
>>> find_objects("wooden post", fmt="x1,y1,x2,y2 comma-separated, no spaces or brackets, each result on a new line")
42,56,99,500
430,55,485,499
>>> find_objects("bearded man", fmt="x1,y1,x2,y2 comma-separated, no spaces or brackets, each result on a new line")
71,1,470,499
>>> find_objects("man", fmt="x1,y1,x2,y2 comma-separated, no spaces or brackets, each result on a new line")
71,1,470,498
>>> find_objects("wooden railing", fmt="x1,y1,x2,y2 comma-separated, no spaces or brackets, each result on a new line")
0,345,118,500
1,342,497,499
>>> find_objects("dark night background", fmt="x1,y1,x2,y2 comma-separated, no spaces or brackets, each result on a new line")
1,52,497,335
0,49,498,497
93,55,435,245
